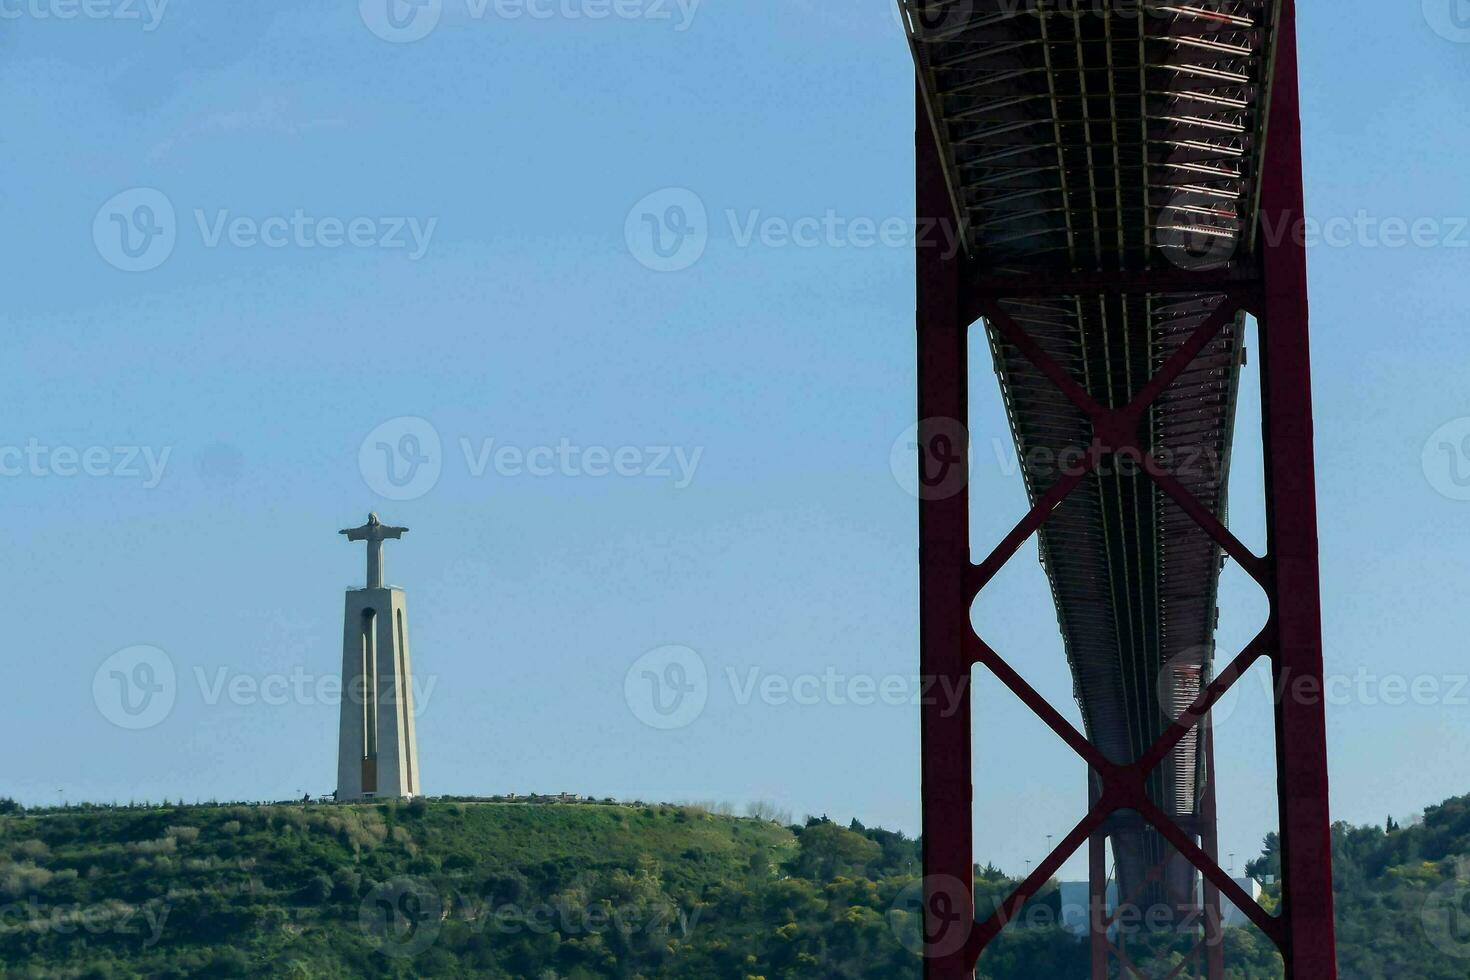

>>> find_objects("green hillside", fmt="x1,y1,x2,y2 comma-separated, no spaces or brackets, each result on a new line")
0,797,1077,979
0,794,1466,978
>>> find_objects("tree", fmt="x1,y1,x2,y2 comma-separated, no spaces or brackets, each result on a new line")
790,823,881,880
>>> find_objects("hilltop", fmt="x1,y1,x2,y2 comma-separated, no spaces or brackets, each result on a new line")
0,797,933,979
0,794,1468,978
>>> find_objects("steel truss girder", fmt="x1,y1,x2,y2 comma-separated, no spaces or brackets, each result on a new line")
915,3,1335,977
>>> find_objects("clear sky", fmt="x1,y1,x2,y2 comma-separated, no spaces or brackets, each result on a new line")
2,0,1468,881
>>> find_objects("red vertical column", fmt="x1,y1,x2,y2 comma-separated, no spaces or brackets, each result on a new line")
1200,729,1225,980
917,82,976,980
1257,2,1337,977
1089,833,1109,980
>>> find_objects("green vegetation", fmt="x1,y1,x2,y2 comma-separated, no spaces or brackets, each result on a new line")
0,793,1465,978
0,798,1070,978
1248,792,1470,979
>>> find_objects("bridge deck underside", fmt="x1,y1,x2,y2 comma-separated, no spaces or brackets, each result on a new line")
904,0,1276,915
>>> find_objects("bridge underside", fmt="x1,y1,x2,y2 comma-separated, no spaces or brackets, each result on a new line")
905,2,1336,977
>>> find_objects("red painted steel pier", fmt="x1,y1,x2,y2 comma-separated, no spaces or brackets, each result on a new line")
903,1,1335,976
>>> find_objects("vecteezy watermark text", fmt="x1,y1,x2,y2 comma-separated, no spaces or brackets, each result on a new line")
888,418,1222,502
624,191,1470,276
1158,658,1470,733
360,874,701,959
1260,211,1470,251
624,187,966,273
623,645,969,730
357,417,704,500
890,876,1232,959
0,0,168,30
93,188,437,272
0,898,170,947
726,667,968,714
359,0,701,43
194,210,436,259
92,645,440,731
460,438,702,487
192,666,439,712
0,440,170,488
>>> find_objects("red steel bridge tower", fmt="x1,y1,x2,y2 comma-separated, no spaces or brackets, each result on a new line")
902,1,1335,977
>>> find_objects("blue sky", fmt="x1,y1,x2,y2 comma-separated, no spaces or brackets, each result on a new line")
2,0,1468,881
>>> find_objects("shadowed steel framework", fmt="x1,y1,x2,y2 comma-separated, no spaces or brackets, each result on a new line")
901,1,1336,976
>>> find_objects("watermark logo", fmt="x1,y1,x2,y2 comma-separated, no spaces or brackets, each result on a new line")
360,877,443,958
0,441,171,487
1425,0,1470,42
360,0,443,42
193,210,436,258
93,645,176,730
94,188,176,273
1423,417,1470,501
625,188,708,272
360,417,443,501
1155,647,1248,732
95,657,440,727
361,0,699,41
888,875,972,958
429,883,701,942
192,665,438,713
628,658,968,731
1259,211,1470,252
625,190,966,271
891,418,971,500
1157,187,1238,272
94,190,436,269
1423,862,1470,958
726,667,967,716
624,645,707,729
894,0,975,41
460,437,702,487
0,898,171,946
0,0,169,30
358,421,703,497
1161,662,1470,727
